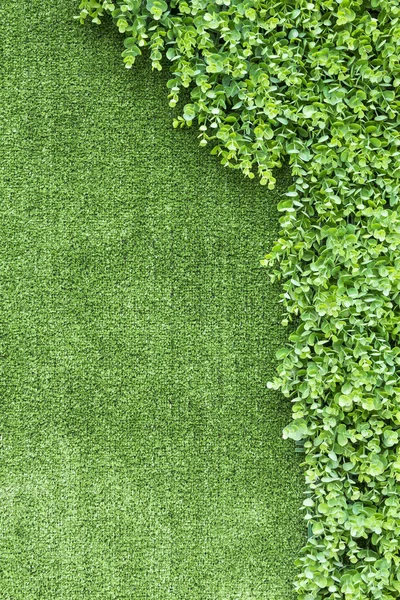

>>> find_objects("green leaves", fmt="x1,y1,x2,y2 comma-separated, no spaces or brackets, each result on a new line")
282,419,310,442
77,0,400,597
204,53,225,74
314,574,328,589
383,428,398,447
146,0,167,20
336,6,356,25
366,454,387,476
182,103,196,122
302,105,318,119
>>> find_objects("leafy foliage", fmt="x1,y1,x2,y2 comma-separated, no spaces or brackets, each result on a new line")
76,0,400,598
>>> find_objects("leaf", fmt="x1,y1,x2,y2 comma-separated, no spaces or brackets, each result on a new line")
146,0,167,13
276,347,290,360
383,429,398,447
368,454,387,476
338,395,353,410
302,105,317,118
312,522,324,535
183,103,196,121
342,382,353,394
314,574,328,588
282,419,310,441
299,148,312,162
336,7,356,25
166,48,177,60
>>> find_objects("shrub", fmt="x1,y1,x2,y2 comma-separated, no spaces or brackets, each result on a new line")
77,1,400,597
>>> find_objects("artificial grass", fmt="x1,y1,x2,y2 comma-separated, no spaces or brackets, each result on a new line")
0,2,305,598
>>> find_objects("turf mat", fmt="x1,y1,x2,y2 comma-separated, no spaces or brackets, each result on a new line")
0,2,305,598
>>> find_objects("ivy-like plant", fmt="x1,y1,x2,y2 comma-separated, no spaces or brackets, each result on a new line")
77,1,400,598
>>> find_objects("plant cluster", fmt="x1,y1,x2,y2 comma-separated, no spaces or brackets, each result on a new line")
77,1,400,597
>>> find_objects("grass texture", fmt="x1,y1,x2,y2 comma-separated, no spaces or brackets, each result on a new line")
0,2,305,598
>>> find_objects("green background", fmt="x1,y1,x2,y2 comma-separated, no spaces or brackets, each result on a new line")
0,2,304,598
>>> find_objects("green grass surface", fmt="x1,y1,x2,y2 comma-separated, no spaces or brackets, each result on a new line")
0,2,305,598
